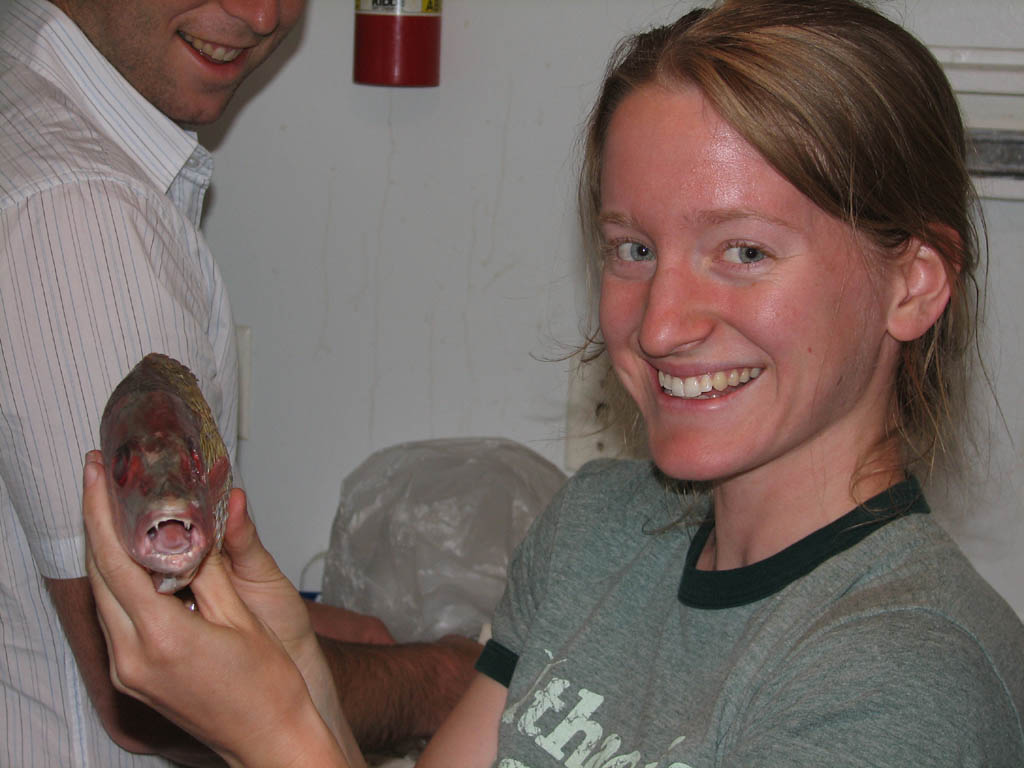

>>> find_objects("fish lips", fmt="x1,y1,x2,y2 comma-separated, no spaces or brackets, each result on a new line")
120,494,215,594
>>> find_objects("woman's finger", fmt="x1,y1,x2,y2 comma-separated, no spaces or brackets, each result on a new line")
179,486,282,630
83,452,201,656
211,488,315,649
82,451,152,634
219,487,284,585
83,450,184,703
82,451,166,605
188,543,260,630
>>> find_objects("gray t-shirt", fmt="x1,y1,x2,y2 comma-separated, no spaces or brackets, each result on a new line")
479,460,1024,767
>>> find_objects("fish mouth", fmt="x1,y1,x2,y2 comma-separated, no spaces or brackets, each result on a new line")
132,500,212,592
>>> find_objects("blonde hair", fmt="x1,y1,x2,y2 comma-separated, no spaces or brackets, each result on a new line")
579,0,983,478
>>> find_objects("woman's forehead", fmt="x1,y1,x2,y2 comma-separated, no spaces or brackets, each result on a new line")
598,84,825,237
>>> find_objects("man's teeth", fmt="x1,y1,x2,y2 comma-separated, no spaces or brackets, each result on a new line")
658,367,762,398
180,32,242,63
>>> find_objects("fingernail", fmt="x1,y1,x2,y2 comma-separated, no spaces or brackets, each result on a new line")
83,453,102,488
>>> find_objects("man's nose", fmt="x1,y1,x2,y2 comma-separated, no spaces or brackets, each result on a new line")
221,0,281,36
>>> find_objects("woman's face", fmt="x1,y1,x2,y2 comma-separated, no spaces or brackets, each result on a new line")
598,84,903,488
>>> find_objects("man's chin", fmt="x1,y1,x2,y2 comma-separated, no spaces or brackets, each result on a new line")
155,90,236,129
172,105,230,130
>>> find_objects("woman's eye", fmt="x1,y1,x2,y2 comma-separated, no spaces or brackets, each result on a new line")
616,242,654,262
724,244,768,264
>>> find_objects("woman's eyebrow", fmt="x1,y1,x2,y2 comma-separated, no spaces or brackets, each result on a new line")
690,208,799,231
597,212,640,229
598,208,799,230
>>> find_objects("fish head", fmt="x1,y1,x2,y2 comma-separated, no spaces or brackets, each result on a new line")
100,388,217,593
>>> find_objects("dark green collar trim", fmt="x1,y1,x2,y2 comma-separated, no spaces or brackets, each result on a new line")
677,476,929,610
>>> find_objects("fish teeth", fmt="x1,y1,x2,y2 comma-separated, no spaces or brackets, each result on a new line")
147,516,193,534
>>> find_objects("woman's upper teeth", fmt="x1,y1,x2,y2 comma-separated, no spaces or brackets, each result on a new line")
181,32,242,63
658,367,762,398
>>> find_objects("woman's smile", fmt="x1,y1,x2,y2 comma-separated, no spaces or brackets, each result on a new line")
657,366,762,399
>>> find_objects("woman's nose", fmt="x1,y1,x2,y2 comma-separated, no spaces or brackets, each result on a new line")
221,0,281,36
637,264,716,358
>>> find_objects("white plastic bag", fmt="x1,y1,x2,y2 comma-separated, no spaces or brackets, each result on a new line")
321,437,566,642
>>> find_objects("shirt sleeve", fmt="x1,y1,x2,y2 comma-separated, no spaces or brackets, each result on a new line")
0,175,228,578
482,473,576,685
723,609,1024,767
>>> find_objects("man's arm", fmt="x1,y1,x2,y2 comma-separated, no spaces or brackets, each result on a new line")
45,576,224,766
306,600,396,645
318,633,482,753
1,176,239,763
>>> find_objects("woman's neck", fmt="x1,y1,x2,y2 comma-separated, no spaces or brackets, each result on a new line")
697,451,904,571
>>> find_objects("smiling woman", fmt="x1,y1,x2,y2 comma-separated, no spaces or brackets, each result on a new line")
82,1,1024,766
50,0,306,124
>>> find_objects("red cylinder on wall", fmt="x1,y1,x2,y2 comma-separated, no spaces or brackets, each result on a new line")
353,0,442,87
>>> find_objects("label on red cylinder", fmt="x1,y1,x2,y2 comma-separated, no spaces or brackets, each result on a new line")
355,0,441,15
353,0,442,86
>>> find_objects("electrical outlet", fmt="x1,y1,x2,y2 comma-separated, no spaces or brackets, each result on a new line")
565,353,626,472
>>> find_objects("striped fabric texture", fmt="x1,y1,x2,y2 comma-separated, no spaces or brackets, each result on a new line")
0,0,239,764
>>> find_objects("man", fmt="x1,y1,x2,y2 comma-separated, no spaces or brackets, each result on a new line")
0,1,476,765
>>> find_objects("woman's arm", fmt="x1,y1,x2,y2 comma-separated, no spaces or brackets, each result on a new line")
417,673,508,768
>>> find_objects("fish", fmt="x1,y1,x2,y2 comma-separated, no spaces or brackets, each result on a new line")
99,353,232,594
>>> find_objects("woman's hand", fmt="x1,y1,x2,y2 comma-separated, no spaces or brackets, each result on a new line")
83,451,357,768
210,479,367,767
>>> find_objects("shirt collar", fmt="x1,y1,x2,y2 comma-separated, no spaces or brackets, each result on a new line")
3,0,203,194
678,475,929,609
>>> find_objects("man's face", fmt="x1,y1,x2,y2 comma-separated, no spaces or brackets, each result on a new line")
55,0,306,125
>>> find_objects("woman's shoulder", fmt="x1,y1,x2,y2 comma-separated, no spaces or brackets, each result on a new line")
744,592,1024,763
803,513,1024,726
845,512,1022,631
571,456,653,482
527,458,700,569
557,458,703,528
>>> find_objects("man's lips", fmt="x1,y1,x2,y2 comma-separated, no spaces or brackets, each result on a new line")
179,31,245,63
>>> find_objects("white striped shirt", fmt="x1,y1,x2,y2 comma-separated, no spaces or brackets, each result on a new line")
0,1,239,764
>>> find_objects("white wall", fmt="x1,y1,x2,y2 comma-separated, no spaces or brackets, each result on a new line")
198,0,1023,615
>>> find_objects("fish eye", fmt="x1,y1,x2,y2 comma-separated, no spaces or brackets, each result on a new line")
111,444,132,487
186,437,204,478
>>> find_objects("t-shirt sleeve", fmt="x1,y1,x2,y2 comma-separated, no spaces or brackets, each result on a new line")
723,609,1024,766
0,177,228,578
477,475,574,686
475,638,519,687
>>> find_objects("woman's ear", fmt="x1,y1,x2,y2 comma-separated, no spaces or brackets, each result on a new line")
886,237,953,342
